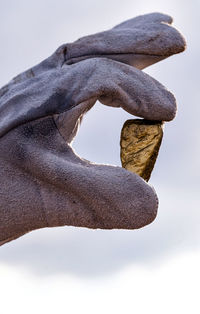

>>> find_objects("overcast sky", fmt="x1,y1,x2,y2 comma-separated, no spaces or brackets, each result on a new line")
0,1,200,313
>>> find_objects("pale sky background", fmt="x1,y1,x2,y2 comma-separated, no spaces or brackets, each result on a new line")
0,0,200,313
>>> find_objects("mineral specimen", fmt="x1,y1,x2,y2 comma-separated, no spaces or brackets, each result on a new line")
120,119,163,181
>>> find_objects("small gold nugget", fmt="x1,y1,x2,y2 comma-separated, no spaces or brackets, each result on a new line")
120,119,163,181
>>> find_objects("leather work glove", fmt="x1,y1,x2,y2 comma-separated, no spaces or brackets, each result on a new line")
0,13,186,245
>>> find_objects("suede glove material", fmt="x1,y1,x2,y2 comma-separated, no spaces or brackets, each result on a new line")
0,13,186,246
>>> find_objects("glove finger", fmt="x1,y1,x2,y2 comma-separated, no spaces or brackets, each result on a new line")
0,57,177,138
65,12,186,68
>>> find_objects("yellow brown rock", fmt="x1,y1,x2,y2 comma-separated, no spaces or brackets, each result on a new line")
120,119,163,181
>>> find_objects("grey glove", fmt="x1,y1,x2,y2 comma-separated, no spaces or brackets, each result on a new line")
0,13,186,246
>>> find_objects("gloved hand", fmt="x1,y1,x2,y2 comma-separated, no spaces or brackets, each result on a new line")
0,13,186,246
